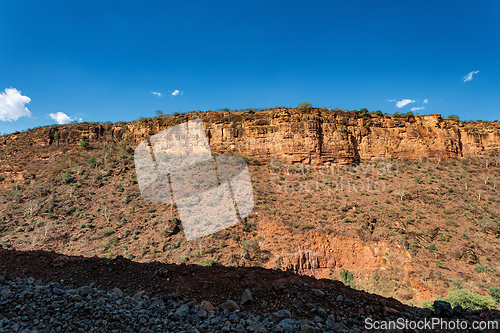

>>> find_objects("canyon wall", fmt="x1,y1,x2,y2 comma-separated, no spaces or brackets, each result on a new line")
2,108,499,163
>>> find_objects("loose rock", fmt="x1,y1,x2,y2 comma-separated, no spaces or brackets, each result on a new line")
241,289,254,305
220,300,240,312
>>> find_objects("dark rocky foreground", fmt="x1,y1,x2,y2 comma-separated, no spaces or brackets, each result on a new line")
0,249,499,332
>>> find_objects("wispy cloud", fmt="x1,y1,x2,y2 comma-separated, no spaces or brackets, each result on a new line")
423,99,428,104
171,89,181,96
49,112,81,124
0,88,32,122
151,91,162,96
463,70,479,82
387,99,396,102
396,99,415,108
410,106,425,112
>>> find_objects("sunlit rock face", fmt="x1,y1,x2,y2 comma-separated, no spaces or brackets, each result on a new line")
3,108,499,164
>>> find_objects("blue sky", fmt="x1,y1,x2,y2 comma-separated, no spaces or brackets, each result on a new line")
1,0,499,134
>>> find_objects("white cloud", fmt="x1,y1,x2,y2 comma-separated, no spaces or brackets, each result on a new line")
171,89,180,96
49,112,81,124
387,99,395,102
410,106,425,112
423,99,428,104
396,99,416,108
0,88,32,122
151,91,162,96
463,70,479,82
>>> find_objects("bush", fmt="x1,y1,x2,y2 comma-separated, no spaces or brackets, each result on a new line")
405,218,415,226
489,287,500,303
447,278,462,289
301,223,314,230
297,102,312,111
88,157,97,167
421,300,434,310
137,117,151,124
61,170,75,184
196,258,217,267
448,115,460,121
243,220,252,231
339,268,355,288
102,228,115,236
443,289,497,310
80,140,90,149
475,263,494,274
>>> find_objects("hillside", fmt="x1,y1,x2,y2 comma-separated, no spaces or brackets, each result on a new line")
0,107,500,310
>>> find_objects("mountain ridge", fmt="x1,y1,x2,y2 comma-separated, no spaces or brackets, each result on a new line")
1,108,499,165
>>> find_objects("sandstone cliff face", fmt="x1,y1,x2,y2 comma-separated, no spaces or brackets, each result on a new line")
2,108,499,163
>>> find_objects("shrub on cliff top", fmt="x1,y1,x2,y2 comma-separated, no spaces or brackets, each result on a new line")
137,116,151,124
297,102,312,111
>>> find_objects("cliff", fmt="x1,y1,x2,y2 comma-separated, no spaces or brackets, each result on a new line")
2,108,499,163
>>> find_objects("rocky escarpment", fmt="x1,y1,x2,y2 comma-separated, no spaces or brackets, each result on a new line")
1,108,499,163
